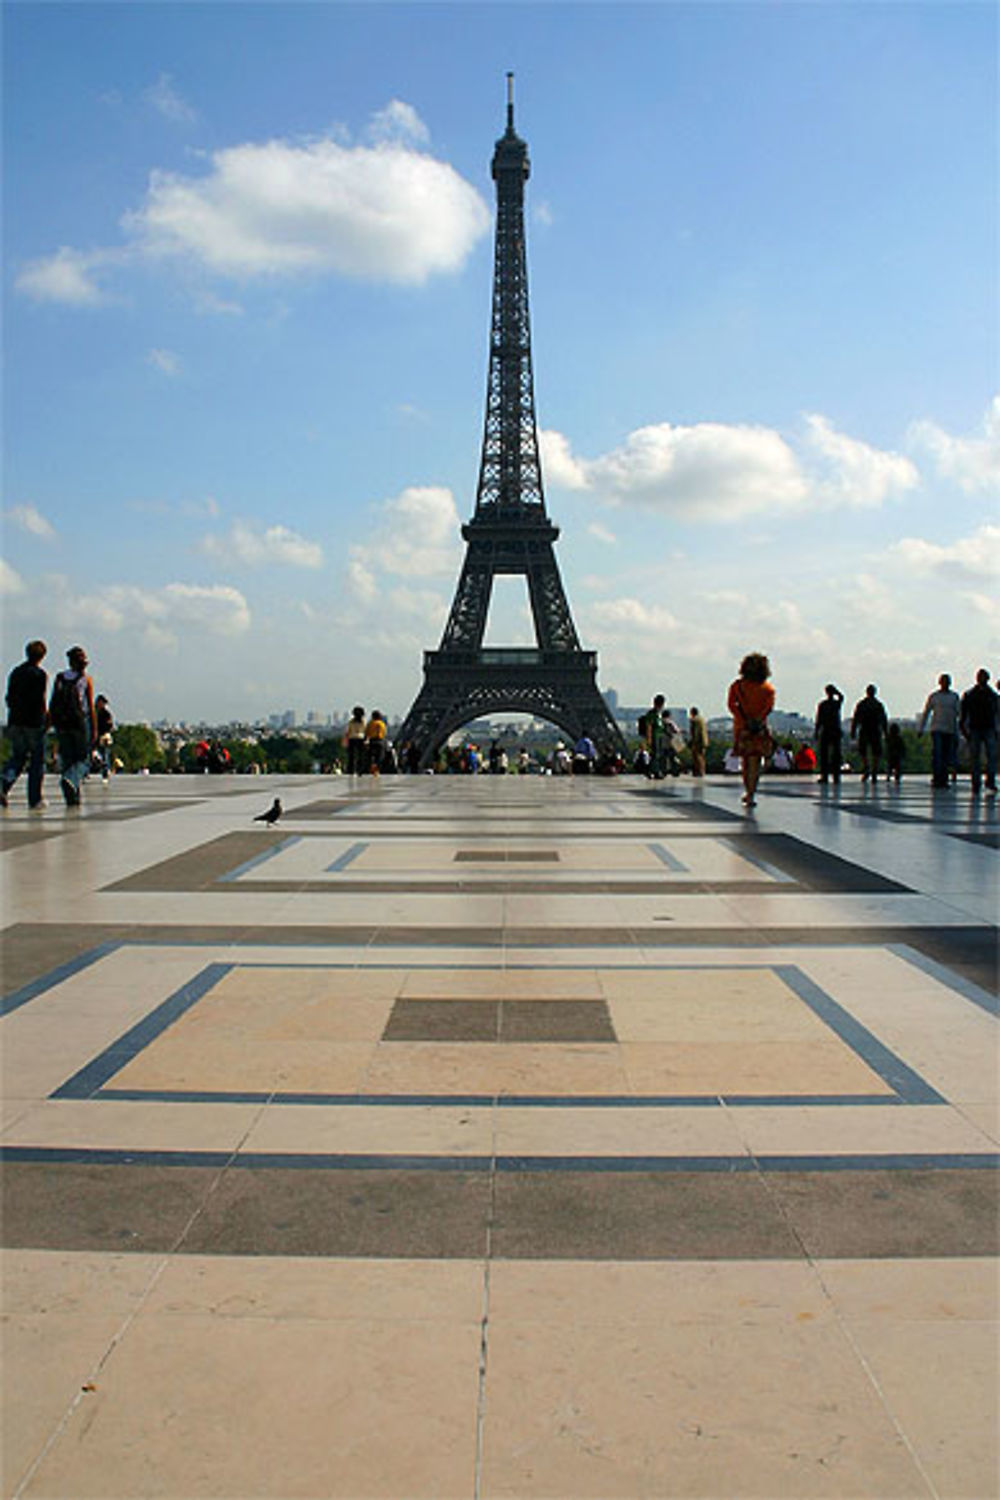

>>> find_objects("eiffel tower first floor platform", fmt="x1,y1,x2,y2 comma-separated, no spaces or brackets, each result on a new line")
396,646,626,767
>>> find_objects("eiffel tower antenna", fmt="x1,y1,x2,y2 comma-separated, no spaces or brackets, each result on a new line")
396,80,625,768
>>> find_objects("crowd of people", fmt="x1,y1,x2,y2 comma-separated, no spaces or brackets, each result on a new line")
3,643,998,808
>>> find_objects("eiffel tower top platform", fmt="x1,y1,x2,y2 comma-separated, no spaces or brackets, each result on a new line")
396,78,625,767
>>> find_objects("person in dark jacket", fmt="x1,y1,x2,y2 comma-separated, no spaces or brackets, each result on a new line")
851,684,889,782
960,668,999,793
814,684,844,784
1,640,49,809
49,645,96,807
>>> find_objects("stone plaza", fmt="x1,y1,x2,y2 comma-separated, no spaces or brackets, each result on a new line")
2,769,997,1498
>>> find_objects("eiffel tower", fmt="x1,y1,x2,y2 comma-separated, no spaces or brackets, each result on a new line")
397,77,625,769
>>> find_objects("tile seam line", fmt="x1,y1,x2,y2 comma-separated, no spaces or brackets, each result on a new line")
6,1093,278,1500
807,1265,943,1499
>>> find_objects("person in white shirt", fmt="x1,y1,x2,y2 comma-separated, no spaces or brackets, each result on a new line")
918,673,961,788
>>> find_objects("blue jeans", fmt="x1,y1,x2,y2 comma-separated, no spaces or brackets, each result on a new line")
2,724,46,806
57,727,92,796
931,731,957,786
968,730,997,789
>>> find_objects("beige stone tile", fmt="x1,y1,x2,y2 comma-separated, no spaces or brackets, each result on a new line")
479,1317,928,1498
620,1040,892,1097
1,1248,162,1318
839,1319,998,1500
363,1042,631,1097
955,1100,1000,1142
607,993,831,1044
816,1258,1000,1323
488,1259,833,1327
728,1104,997,1158
23,1315,480,1499
111,1037,376,1093
212,966,406,1002
599,967,790,1003
1,1251,163,1494
495,1105,747,1159
242,1101,494,1156
1,1099,262,1152
399,968,603,999
4,1313,132,1496
143,1254,485,1323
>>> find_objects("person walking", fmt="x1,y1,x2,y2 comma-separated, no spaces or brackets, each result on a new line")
727,653,775,809
960,668,999,794
1,640,49,809
814,684,844,784
851,685,889,782
688,706,708,777
94,694,114,782
364,709,387,776
919,674,961,789
49,646,96,807
640,694,668,779
344,706,366,775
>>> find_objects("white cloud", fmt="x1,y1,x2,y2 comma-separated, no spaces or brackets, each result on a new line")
201,521,324,569
908,398,1000,494
350,485,461,580
580,421,809,519
587,522,617,545
160,583,250,636
803,413,918,507
4,504,56,540
4,575,251,646
539,429,588,491
15,247,112,306
124,119,489,285
893,523,1000,582
589,597,681,634
147,347,182,377
143,73,198,126
541,413,925,521
1,559,24,596
346,558,377,603
967,591,1000,630
366,100,430,146
17,104,488,305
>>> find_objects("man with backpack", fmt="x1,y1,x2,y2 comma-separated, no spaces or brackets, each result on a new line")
49,646,96,806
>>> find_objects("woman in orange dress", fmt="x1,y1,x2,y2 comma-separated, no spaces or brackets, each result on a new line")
727,653,775,809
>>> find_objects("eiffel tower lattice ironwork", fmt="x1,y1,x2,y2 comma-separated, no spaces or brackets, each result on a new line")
397,77,625,768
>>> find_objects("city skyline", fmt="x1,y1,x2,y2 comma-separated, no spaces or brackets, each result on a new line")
3,2,997,724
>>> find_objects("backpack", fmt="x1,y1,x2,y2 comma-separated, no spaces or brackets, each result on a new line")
50,672,85,731
637,712,651,738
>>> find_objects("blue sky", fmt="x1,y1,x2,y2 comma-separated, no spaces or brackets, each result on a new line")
3,1,997,725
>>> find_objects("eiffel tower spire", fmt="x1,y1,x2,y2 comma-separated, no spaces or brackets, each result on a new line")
396,80,624,767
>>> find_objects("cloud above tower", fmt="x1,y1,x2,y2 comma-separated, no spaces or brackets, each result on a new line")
16,103,490,304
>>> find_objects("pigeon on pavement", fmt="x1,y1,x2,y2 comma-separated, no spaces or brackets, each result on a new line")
253,798,283,825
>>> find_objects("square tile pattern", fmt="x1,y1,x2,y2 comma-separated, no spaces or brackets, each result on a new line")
57,959,904,1100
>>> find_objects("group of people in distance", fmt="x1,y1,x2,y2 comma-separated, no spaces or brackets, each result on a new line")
722,656,998,809
1,640,113,810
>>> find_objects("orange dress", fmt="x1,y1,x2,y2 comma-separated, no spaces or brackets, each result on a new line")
727,679,776,754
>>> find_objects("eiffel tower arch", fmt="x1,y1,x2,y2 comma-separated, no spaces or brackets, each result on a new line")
397,78,625,769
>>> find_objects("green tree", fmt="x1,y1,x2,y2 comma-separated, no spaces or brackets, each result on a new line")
113,724,164,772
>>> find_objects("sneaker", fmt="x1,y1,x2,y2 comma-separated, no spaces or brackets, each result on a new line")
60,777,80,807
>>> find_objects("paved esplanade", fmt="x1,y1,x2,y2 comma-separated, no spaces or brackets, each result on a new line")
2,772,997,1498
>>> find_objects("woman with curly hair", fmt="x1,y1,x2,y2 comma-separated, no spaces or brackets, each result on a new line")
727,652,775,809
